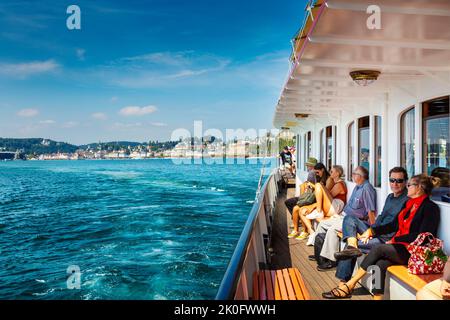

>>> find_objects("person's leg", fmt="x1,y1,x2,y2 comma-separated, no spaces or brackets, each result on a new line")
417,279,444,300
289,205,301,236
319,216,343,262
342,216,370,248
284,197,299,215
347,244,410,293
299,207,314,234
335,257,357,282
314,183,333,215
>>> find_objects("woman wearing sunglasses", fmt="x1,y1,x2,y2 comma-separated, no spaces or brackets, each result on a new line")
323,174,440,300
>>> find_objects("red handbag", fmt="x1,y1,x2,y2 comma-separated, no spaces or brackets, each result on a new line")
407,232,448,275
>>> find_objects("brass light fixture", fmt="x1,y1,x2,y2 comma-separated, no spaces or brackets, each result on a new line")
295,113,309,118
349,70,381,86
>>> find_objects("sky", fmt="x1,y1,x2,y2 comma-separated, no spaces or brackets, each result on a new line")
0,0,307,145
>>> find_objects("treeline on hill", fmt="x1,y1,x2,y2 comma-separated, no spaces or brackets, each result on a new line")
0,138,181,155
0,138,78,155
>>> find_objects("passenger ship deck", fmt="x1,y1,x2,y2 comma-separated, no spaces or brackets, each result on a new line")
216,0,449,301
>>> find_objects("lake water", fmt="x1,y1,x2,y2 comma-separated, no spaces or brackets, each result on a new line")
0,159,274,300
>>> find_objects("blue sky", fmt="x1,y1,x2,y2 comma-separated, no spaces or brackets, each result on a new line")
0,0,307,145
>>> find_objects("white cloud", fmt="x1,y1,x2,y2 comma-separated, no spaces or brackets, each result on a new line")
110,96,118,102
17,108,39,117
76,48,86,61
151,122,167,127
62,121,79,128
119,105,157,116
39,119,55,124
92,112,107,120
0,60,59,78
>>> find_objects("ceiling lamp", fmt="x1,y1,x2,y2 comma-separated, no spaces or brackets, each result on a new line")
349,70,381,86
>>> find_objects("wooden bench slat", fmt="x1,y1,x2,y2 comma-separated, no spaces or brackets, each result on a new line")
258,269,267,300
273,270,282,300
264,270,274,300
282,268,297,300
288,268,304,300
252,268,310,300
276,270,289,300
294,267,311,300
387,265,442,292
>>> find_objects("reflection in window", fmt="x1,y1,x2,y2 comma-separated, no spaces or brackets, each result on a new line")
401,108,415,179
358,116,370,174
374,116,382,187
348,122,354,181
423,96,450,202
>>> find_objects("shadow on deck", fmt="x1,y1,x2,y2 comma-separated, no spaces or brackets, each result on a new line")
268,187,372,300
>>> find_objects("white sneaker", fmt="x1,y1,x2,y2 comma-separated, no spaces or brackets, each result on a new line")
306,209,324,220
306,232,316,246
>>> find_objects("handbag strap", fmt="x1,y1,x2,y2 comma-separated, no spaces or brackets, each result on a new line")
410,232,434,247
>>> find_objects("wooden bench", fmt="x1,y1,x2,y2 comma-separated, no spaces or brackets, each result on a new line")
386,265,442,300
252,268,310,300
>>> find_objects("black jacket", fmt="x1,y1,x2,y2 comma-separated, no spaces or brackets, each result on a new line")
372,197,440,244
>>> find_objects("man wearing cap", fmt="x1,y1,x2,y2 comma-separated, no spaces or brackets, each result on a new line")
284,157,318,215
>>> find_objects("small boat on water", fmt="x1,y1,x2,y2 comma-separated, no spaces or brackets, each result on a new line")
217,0,450,300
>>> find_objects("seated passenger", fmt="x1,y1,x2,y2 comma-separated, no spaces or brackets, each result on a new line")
288,163,331,239
313,166,376,271
322,174,440,300
416,259,450,300
332,167,408,283
295,165,347,240
284,157,318,215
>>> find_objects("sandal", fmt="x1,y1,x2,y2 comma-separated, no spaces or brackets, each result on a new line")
322,284,353,299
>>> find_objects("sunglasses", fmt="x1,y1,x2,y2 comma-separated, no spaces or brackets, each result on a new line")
389,178,405,184
407,183,418,188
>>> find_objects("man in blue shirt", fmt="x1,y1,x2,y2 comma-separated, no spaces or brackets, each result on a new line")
314,166,377,270
333,167,409,281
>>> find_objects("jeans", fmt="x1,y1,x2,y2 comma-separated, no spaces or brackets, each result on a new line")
284,197,299,215
342,214,370,242
335,238,383,281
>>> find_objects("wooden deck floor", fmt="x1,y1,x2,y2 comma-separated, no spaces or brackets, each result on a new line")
268,187,372,300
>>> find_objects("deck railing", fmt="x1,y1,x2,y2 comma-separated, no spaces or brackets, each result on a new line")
215,168,282,300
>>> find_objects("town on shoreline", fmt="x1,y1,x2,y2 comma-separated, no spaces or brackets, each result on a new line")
0,135,291,161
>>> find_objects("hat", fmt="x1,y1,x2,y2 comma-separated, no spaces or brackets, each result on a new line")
305,157,318,167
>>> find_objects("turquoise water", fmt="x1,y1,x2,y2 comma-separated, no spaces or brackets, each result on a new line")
0,159,274,300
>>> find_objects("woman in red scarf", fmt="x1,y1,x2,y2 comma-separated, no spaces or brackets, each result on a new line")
323,174,440,300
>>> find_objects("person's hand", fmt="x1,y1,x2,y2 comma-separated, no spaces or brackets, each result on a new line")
441,280,450,299
359,229,373,244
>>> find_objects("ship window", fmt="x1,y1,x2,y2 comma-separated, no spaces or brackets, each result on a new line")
347,121,354,181
319,129,324,164
305,131,312,170
374,116,382,188
422,96,449,202
358,116,370,174
401,107,415,179
325,126,333,170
